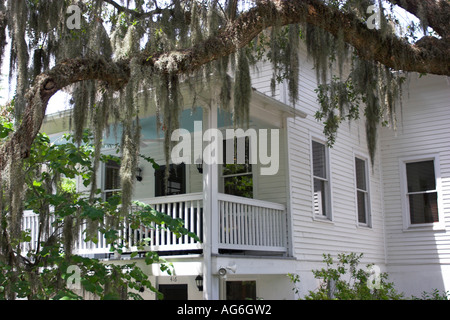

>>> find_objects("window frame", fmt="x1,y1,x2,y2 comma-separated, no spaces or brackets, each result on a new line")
154,162,187,197
102,158,122,201
354,154,371,227
220,136,255,199
400,154,444,231
310,137,332,221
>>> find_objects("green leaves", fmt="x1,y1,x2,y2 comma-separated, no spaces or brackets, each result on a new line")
0,118,12,139
302,253,404,300
315,76,361,148
1,126,200,300
133,201,200,242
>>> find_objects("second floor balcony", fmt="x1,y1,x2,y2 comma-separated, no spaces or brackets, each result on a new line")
22,191,288,257
33,89,303,260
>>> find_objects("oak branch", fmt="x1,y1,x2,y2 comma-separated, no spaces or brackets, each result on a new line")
0,0,449,172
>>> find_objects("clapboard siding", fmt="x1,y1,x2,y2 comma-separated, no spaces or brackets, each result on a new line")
254,128,288,205
248,45,387,265
380,73,450,266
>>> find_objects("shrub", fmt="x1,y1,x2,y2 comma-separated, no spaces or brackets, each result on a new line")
294,253,404,300
411,289,449,300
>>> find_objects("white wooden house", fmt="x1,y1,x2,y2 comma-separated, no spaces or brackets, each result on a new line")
32,43,450,300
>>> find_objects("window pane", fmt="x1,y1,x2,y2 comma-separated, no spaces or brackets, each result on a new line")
357,190,367,224
314,178,327,216
224,175,253,198
406,161,436,193
409,192,439,224
105,160,120,190
355,158,367,191
312,141,326,179
223,138,252,175
155,163,186,197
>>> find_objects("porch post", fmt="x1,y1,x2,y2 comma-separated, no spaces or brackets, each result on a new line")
202,102,220,300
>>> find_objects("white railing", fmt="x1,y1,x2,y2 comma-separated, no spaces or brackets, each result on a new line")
22,211,56,254
22,192,288,256
122,193,204,253
21,193,204,256
217,193,287,252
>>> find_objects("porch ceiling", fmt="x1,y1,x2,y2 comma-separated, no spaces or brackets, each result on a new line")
41,81,307,136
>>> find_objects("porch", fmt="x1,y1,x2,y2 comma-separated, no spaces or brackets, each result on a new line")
39,86,305,299
22,192,288,256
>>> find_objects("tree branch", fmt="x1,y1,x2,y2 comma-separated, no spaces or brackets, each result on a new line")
102,0,168,19
0,57,130,172
386,0,450,38
141,0,449,76
1,0,448,173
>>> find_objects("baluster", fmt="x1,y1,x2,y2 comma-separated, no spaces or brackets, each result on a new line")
196,200,201,243
183,201,188,245
225,201,229,244
262,207,266,247
219,201,224,245
268,208,272,247
244,205,249,246
171,202,176,245
189,200,198,243
156,204,164,246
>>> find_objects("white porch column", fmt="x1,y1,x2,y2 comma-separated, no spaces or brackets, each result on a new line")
202,103,220,300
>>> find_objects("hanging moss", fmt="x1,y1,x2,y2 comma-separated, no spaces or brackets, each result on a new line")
119,91,138,216
233,48,251,128
0,2,424,296
8,0,29,120
0,1,7,76
2,142,25,255
286,24,300,106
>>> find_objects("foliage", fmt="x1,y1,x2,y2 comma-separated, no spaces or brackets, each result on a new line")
0,0,445,228
0,0,448,300
297,253,404,300
289,253,450,300
411,289,450,301
0,119,196,300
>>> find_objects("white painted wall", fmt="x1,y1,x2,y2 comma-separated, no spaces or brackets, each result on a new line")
43,41,450,300
250,45,387,297
380,74,450,296
250,51,450,297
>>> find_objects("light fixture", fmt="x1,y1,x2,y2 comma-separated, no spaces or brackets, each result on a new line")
218,267,227,277
136,168,143,181
195,275,203,291
218,264,237,279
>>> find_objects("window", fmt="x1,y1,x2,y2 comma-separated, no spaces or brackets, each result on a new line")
312,140,330,218
355,157,370,225
154,163,186,197
103,159,121,200
405,160,439,224
222,137,253,198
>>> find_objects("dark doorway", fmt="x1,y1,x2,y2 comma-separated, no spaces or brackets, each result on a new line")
158,284,188,300
226,281,256,300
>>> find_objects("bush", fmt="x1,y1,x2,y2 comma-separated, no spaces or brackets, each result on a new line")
291,253,404,300
411,289,449,300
